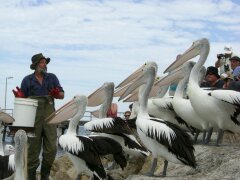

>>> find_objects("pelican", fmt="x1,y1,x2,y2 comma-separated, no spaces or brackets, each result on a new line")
114,65,194,133
85,82,149,157
46,95,127,179
156,61,211,143
119,62,196,177
164,38,240,145
0,129,28,180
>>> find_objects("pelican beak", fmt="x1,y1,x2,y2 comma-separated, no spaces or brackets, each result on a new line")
123,92,138,102
122,77,160,102
88,82,114,107
114,82,140,98
155,68,184,87
88,86,106,107
119,73,146,101
0,111,15,124
116,64,144,89
46,98,77,124
164,42,201,73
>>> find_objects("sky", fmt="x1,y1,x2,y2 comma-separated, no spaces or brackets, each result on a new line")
0,0,240,117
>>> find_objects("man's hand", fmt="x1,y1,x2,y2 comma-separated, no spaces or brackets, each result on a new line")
49,87,60,99
12,86,25,98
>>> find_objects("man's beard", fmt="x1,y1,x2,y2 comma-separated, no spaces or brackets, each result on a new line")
36,66,47,74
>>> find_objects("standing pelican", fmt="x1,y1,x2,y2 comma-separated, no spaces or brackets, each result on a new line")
119,62,196,177
84,82,149,157
164,38,240,145
156,61,211,143
0,129,28,180
46,95,127,179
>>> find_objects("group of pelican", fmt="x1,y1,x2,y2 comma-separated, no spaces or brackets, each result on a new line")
3,38,239,180
45,38,240,179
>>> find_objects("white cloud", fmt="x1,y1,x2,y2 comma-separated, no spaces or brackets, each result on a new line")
0,0,240,114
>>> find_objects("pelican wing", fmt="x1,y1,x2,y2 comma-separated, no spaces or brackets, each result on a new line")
84,117,132,134
63,135,107,179
152,97,174,110
208,90,240,105
0,155,15,179
140,118,196,167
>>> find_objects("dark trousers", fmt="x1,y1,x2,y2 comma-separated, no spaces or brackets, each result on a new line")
27,97,57,180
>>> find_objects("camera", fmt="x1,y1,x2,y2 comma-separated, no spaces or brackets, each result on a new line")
217,54,225,59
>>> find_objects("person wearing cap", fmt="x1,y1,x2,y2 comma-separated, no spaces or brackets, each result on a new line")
201,66,224,88
229,56,240,81
12,53,64,180
215,45,237,74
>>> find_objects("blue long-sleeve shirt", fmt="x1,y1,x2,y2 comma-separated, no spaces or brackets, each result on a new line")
21,73,64,97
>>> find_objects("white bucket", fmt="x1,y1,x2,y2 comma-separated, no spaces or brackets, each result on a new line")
13,98,38,127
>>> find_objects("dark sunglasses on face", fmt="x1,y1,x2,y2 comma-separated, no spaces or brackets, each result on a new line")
125,115,130,117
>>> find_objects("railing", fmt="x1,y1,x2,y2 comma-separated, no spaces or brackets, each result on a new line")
1,109,125,141
1,109,125,121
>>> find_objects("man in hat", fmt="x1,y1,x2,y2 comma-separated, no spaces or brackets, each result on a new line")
201,66,224,88
12,53,64,180
229,56,240,81
215,45,237,74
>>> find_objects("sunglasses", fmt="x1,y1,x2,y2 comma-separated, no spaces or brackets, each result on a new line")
124,115,130,117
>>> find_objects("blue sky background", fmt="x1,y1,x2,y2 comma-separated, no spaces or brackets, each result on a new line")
0,0,240,114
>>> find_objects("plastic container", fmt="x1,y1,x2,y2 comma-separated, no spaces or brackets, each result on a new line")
12,98,38,127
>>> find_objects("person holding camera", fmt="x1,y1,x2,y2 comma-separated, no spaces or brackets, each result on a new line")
215,45,236,74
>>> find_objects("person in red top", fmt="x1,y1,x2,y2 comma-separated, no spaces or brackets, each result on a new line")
106,103,118,118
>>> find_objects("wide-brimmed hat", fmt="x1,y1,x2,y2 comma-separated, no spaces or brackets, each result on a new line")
30,53,50,70
206,66,220,78
229,56,240,62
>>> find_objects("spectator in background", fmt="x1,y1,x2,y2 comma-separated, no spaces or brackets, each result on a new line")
229,56,240,81
124,111,131,120
221,72,240,91
215,45,237,74
201,66,224,89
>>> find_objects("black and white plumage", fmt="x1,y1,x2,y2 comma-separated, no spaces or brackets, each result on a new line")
85,82,149,157
0,129,28,180
156,61,211,143
119,62,196,177
47,95,127,179
164,38,240,145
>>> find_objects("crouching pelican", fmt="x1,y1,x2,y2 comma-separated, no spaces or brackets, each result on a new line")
0,129,28,180
46,95,127,179
164,38,240,146
119,62,196,177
